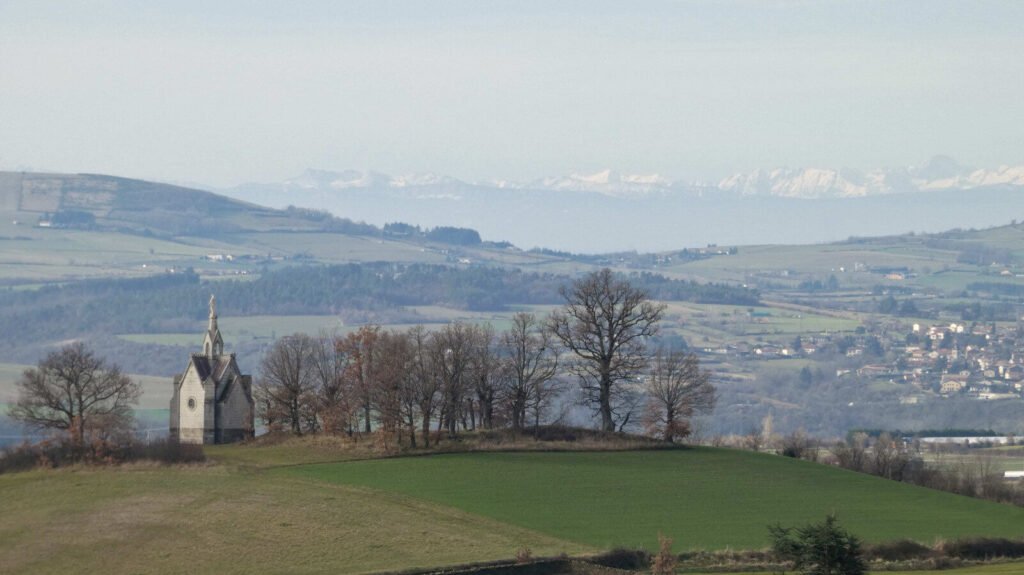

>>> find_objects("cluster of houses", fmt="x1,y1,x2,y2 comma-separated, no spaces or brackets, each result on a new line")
702,319,1024,402
904,322,1024,399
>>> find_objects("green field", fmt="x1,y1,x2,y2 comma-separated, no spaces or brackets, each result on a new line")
3,443,1024,574
0,464,584,575
277,449,1024,551
719,566,1024,575
117,314,349,347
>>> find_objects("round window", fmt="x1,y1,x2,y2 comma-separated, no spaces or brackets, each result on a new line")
187,397,197,411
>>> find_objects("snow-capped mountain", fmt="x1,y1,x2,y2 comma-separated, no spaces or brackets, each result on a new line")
523,169,676,197
269,158,1024,201
283,169,463,191
716,157,1024,199
222,158,1024,253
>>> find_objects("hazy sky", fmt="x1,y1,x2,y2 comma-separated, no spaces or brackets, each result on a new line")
1,1,1022,186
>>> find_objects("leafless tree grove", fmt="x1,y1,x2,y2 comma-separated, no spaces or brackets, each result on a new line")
256,333,318,435
252,271,714,446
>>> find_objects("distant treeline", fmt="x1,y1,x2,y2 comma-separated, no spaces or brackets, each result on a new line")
849,429,1002,440
0,263,760,352
943,300,1018,322
923,238,1015,266
966,282,1024,298
382,222,486,246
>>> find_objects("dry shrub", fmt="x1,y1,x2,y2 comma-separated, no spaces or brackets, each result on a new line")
866,539,934,561
0,437,204,474
125,439,205,464
591,548,650,570
650,534,678,575
515,546,533,564
938,537,1024,560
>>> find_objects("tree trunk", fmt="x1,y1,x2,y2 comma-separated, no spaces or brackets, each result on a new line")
599,373,615,432
421,411,432,448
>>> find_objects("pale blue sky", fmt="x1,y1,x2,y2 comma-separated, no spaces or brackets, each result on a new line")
1,1,1022,186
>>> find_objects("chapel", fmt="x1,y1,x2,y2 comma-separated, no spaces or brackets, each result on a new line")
169,295,255,444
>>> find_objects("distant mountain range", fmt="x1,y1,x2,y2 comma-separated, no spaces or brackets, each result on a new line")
223,158,1024,252
717,156,1024,199
238,156,1024,201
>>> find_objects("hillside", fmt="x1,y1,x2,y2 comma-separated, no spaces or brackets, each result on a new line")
0,171,334,236
2,444,1022,574
3,170,1024,437
281,449,1024,550
0,171,557,284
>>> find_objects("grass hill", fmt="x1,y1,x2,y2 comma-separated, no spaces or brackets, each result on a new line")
279,449,1024,551
0,171,560,285
2,439,1023,574
0,171,349,236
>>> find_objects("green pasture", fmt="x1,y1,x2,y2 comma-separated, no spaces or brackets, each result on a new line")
921,451,1024,474
875,566,1024,575
662,302,861,347
117,314,348,347
0,465,584,575
0,225,231,282
232,231,445,264
3,440,1024,574
117,307,561,349
714,565,1024,575
667,241,953,285
277,449,1024,551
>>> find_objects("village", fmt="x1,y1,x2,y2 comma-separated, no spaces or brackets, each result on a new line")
708,316,1024,403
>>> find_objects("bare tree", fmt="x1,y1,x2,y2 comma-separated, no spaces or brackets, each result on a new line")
469,324,499,430
256,333,317,435
373,329,413,449
310,330,352,434
9,342,140,453
338,325,381,433
431,322,473,437
830,432,869,472
549,268,665,431
500,312,559,432
643,348,715,442
408,326,441,448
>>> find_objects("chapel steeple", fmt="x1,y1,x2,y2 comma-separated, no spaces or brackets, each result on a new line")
172,295,254,445
203,294,224,357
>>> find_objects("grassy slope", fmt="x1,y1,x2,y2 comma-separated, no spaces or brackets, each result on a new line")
0,464,588,575
2,442,1024,574
278,449,1024,551
721,566,1024,575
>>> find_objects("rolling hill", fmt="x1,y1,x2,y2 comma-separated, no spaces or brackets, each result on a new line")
0,171,556,284
2,443,1022,574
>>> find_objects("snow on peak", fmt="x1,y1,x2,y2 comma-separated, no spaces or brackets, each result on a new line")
280,159,1024,200
530,170,675,196
283,169,462,191
718,158,1024,198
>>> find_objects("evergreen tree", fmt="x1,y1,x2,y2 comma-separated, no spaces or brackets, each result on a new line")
768,514,866,575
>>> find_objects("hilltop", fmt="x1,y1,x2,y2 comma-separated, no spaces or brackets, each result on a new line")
2,438,1023,574
0,171,556,285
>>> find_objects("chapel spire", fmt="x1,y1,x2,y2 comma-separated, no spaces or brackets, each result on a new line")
203,293,224,357
208,293,218,333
